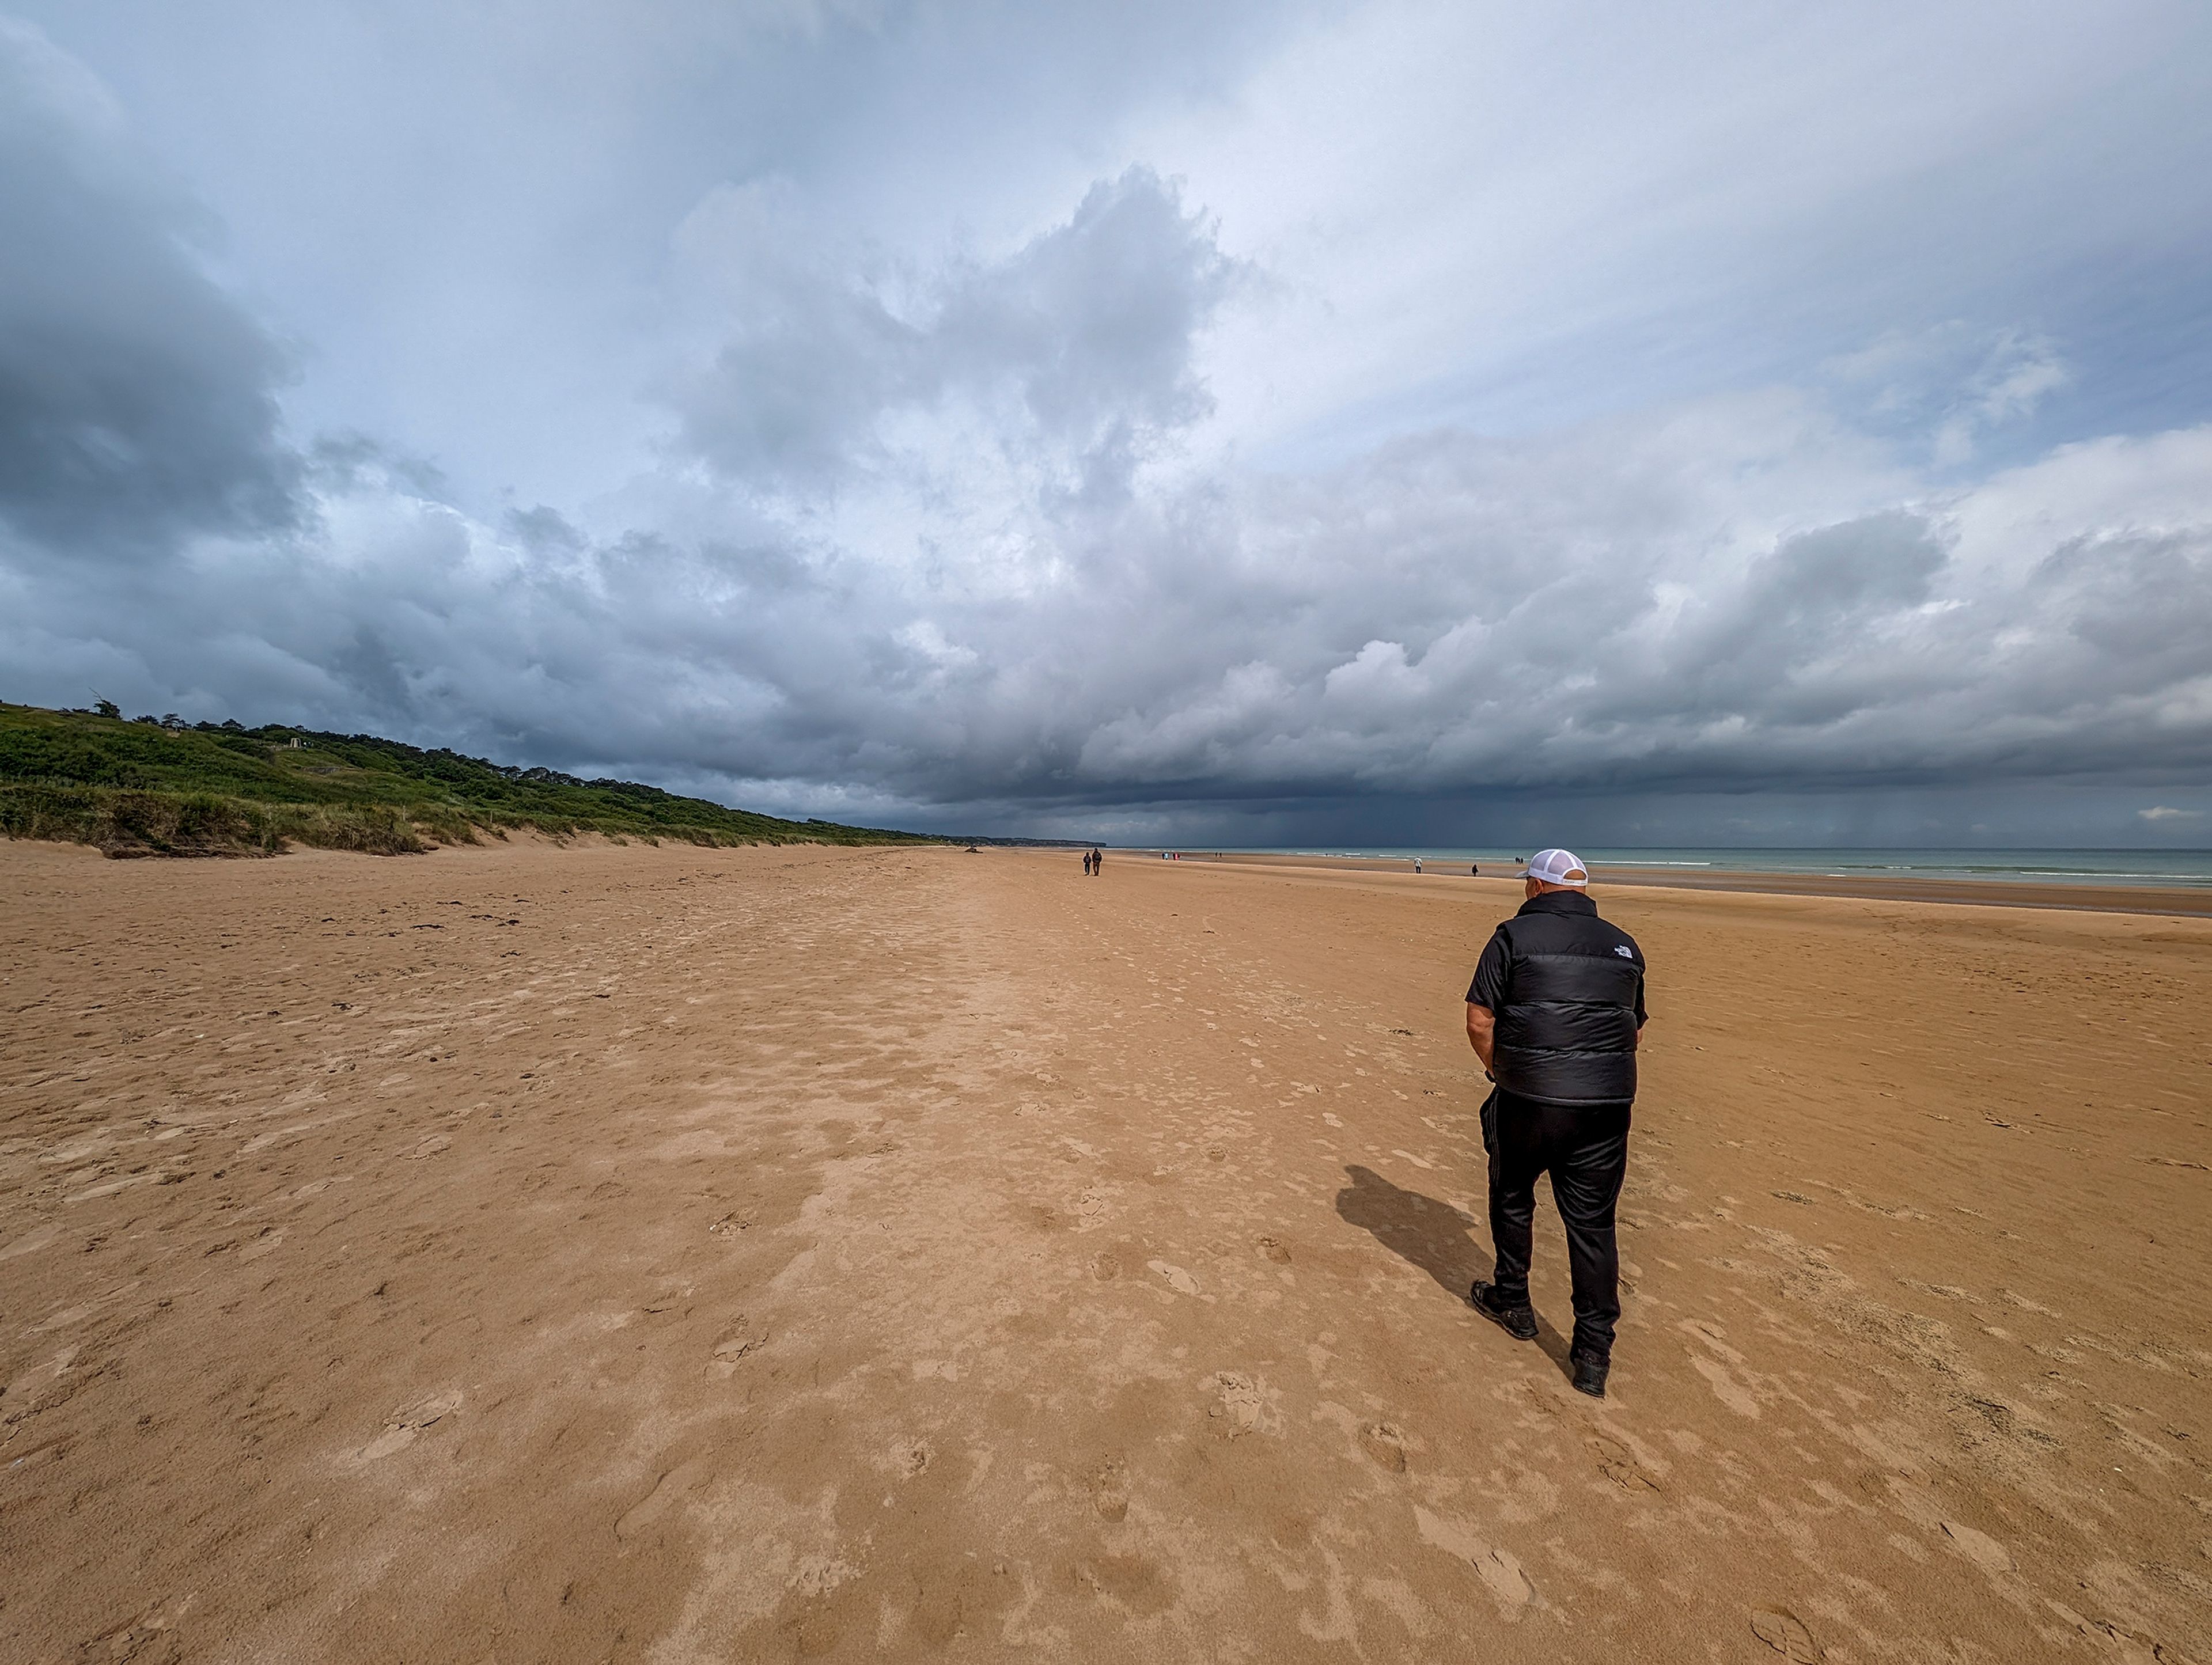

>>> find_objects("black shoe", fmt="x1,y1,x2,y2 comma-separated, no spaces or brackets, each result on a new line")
1468,1281,1538,1341
1570,1352,1610,1398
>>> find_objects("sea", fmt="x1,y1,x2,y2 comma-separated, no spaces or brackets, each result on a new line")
1218,848,2212,889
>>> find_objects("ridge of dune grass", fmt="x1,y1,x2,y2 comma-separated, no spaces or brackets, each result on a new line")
0,701,937,858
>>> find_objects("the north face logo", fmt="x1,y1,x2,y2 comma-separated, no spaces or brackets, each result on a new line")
1613,945,1633,958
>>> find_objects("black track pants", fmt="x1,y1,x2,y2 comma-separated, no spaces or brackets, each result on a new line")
1482,1088,1632,1361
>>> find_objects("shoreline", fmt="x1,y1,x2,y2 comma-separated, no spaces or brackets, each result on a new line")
1120,847,2212,917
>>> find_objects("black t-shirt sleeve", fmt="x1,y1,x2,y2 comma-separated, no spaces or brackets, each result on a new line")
1466,928,1510,1008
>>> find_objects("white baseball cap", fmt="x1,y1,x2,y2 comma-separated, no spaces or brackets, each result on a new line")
1521,848,1590,888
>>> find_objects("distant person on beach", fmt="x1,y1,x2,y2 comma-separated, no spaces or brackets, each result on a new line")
1461,848,1646,1398
1091,846,1104,875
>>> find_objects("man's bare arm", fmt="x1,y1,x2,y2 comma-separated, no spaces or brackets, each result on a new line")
1465,1002,1495,1074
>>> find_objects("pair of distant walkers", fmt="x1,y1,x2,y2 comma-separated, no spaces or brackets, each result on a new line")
1081,846,1104,877
1463,848,1646,1399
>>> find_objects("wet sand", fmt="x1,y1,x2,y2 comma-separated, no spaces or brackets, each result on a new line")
3,839,2209,1663
1152,849,2212,919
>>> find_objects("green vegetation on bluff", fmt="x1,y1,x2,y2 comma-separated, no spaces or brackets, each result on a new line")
0,701,937,857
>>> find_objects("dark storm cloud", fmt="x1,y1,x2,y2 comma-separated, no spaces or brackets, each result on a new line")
0,21,297,556
81,397,2197,822
1052,447,2212,808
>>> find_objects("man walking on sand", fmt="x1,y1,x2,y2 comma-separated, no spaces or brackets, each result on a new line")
1462,848,1646,1398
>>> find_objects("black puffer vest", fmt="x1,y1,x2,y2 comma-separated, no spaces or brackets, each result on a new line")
1488,893,1645,1106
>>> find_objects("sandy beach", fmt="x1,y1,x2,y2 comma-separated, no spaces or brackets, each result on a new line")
3,839,2209,1664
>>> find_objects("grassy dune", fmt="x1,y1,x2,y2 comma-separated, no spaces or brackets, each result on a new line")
0,702,935,858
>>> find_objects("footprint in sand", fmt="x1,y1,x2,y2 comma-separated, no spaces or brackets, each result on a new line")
709,1322,768,1379
1147,1260,1200,1296
1588,1433,1661,1493
1070,1553,1170,1614
1092,1251,1121,1281
1750,1609,1821,1661
1089,1457,1131,1522
1359,1422,1408,1473
615,1459,707,1543
1413,1507,1535,1615
356,1389,461,1461
1256,1236,1291,1264
1206,1371,1282,1439
1940,1519,2014,1573
85,1593,196,1658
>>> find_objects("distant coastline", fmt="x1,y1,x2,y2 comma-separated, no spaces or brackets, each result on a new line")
1125,846,2212,917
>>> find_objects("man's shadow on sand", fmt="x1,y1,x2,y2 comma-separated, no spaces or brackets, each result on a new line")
1334,1164,1575,1378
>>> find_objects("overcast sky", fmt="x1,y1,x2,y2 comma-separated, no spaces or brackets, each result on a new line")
5,1,2211,844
